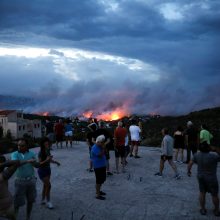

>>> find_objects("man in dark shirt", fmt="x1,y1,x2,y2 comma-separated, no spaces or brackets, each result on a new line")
188,142,220,216
184,121,199,163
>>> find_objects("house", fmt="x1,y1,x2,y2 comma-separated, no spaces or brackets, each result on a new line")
0,110,42,139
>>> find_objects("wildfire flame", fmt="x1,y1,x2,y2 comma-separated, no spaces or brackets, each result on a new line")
83,109,128,121
35,112,50,117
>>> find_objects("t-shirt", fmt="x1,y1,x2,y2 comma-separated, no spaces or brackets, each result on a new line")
114,127,127,147
38,149,51,168
161,135,174,156
86,131,95,147
200,129,213,145
65,124,73,133
0,173,13,211
185,126,198,144
54,123,64,136
11,151,36,178
91,144,106,169
45,122,54,134
174,131,184,148
193,152,220,178
129,125,141,141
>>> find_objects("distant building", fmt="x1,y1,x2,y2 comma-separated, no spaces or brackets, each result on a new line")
0,110,42,139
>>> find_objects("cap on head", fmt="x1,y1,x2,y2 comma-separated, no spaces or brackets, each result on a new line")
187,121,193,127
96,135,105,143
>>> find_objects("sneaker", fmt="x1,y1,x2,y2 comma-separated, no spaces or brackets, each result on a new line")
213,210,220,216
41,199,46,205
107,171,113,176
178,161,183,164
134,155,141,158
174,174,181,180
200,209,207,215
173,160,178,163
154,172,162,177
47,201,54,209
100,191,106,196
96,195,105,200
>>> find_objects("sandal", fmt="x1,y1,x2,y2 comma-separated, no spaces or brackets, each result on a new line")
213,210,220,216
96,195,105,200
200,209,207,215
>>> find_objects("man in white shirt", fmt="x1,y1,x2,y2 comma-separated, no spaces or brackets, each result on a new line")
129,120,141,158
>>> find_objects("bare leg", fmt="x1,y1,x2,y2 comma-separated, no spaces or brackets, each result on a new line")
168,160,178,174
26,202,33,220
180,149,184,162
121,157,126,172
175,149,179,161
199,192,206,210
96,184,101,196
134,144,138,156
159,159,165,174
212,195,220,213
115,157,119,173
130,144,134,156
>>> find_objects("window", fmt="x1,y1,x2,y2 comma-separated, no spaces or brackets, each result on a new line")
34,124,37,128
19,126,21,131
23,125,25,130
38,124,40,128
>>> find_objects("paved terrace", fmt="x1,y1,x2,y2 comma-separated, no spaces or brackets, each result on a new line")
3,142,220,220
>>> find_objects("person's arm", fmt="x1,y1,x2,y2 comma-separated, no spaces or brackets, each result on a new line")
2,159,35,180
51,159,61,166
38,155,53,166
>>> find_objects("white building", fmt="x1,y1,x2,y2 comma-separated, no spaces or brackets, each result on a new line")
0,110,42,139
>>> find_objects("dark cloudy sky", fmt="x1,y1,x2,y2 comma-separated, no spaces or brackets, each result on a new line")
0,0,220,117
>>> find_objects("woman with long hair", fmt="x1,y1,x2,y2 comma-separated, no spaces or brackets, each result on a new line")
38,137,60,209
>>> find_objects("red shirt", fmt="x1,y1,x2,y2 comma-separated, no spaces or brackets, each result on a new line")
114,127,127,147
54,123,64,135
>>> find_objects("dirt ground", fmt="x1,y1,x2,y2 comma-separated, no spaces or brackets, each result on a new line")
2,142,220,220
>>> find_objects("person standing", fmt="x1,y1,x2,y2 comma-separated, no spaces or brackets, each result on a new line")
86,123,97,172
64,120,73,148
155,128,181,179
38,137,60,209
54,119,64,149
114,121,127,173
173,126,185,163
200,124,213,145
184,121,199,164
0,156,34,220
92,121,113,176
45,119,54,149
11,139,39,220
188,142,220,216
129,120,141,158
91,135,107,200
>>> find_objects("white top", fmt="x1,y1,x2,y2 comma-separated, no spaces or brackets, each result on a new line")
161,135,174,156
129,125,141,141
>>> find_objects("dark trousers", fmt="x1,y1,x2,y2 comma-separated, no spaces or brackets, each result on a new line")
186,145,197,162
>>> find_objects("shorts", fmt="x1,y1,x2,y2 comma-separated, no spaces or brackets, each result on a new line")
14,177,37,208
0,204,15,219
131,141,140,146
65,131,73,137
56,134,63,142
38,167,51,180
161,155,173,161
115,147,125,158
94,167,106,184
198,176,219,196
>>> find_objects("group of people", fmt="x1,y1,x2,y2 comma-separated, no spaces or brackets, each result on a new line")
0,118,220,219
0,138,60,220
89,119,220,217
45,119,75,149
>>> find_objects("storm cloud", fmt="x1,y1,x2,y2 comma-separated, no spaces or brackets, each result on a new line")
0,0,220,117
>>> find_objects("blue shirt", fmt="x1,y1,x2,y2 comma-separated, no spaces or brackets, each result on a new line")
11,151,36,178
65,124,73,132
91,144,106,169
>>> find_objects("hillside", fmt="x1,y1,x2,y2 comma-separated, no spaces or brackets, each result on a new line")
141,107,220,146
